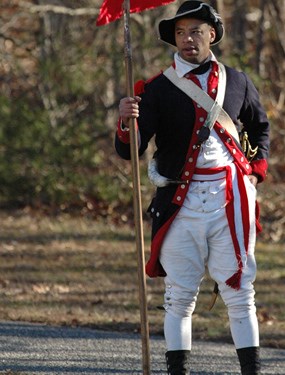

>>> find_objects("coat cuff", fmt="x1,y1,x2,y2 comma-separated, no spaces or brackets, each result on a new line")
116,118,139,144
116,118,131,144
250,159,268,182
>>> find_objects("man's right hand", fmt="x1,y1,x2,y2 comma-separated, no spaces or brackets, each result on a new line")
119,96,141,127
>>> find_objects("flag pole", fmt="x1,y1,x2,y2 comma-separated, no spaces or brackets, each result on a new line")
123,1,151,374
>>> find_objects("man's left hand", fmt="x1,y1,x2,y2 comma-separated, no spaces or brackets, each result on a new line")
248,174,258,187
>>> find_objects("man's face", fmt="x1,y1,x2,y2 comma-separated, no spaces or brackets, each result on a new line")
175,17,216,64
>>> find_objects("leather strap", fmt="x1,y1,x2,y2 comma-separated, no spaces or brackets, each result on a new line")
163,64,240,144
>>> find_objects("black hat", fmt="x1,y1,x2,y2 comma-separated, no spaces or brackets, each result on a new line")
158,1,224,46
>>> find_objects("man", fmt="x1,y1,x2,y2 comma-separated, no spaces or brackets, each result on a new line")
115,1,270,374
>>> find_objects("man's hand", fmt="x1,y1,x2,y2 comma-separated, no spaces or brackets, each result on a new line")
119,96,141,127
248,174,258,187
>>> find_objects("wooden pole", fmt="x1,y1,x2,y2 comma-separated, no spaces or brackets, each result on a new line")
123,1,151,374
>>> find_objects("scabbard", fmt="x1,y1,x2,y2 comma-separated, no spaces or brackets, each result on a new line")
208,282,219,311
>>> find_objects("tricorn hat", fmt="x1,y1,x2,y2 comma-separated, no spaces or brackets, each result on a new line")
158,1,224,46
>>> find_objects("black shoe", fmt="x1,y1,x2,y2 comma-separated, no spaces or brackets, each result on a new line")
236,346,261,375
165,350,191,375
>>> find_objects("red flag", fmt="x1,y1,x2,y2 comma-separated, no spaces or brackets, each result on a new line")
96,0,175,26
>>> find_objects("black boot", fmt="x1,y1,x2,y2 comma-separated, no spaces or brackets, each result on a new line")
236,346,261,375
165,350,191,375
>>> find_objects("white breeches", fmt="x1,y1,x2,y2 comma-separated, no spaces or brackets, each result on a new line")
159,177,259,350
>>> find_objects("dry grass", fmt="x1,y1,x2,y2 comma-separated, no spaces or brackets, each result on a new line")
0,209,284,349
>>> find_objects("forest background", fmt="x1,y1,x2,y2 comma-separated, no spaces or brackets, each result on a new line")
0,0,284,241
0,0,284,347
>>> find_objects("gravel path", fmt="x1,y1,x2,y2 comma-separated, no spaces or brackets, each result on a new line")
0,321,284,374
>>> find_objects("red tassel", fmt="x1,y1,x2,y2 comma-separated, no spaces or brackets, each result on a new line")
226,269,242,290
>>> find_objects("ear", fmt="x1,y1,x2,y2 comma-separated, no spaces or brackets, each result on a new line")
210,27,216,43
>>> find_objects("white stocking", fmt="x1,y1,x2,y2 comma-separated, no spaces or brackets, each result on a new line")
164,312,192,351
230,314,259,349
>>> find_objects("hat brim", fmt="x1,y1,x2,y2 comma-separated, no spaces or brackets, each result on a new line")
158,5,224,46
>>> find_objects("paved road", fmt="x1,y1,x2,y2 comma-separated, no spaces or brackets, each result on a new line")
0,321,284,374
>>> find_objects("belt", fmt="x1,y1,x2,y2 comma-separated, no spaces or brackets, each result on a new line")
148,158,229,187
192,169,227,181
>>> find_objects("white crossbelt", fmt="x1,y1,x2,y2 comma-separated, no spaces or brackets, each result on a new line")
148,63,239,188
163,64,240,144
